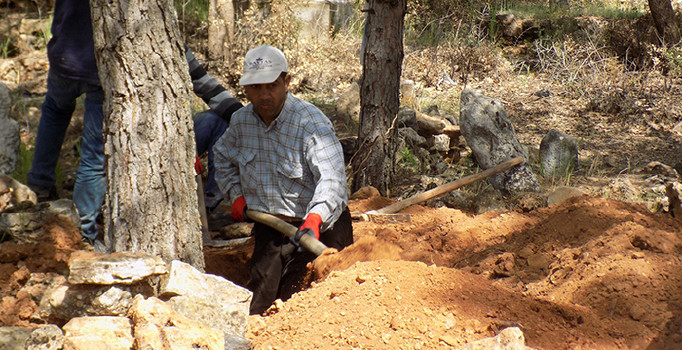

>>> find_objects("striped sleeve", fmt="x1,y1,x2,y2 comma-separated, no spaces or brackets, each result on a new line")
184,45,243,123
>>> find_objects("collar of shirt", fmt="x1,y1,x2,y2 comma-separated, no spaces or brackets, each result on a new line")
247,92,294,132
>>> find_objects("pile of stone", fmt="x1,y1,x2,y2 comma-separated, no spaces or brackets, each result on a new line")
2,250,252,350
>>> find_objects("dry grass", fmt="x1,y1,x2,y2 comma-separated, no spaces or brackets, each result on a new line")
5,0,681,209
218,0,362,96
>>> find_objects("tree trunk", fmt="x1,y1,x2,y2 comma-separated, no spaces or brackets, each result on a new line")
89,0,205,270
351,0,406,196
648,0,681,45
208,0,235,61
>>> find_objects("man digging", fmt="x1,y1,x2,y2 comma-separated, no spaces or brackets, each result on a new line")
214,45,353,315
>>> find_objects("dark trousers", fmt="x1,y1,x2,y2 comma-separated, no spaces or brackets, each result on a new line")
247,208,353,315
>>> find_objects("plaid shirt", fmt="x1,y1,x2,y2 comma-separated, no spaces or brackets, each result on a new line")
213,93,348,230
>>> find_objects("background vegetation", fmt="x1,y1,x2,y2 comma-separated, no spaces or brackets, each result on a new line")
2,0,681,209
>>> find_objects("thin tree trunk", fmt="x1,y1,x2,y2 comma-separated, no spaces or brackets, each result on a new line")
208,0,235,61
351,0,406,196
89,0,205,270
648,0,681,45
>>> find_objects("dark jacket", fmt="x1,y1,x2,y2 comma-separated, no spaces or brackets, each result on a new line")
47,0,242,121
47,0,100,85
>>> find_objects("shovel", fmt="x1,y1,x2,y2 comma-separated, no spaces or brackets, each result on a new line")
226,157,525,253
245,210,403,281
352,156,524,222
245,209,329,256
201,208,329,252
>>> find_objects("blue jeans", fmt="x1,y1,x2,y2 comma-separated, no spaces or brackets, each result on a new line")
193,110,229,209
27,72,105,240
28,74,227,238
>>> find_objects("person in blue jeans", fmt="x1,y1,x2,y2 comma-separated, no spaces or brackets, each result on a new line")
193,110,230,224
27,0,241,251
27,72,108,250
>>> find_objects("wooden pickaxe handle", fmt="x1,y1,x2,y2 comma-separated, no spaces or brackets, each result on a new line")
246,210,329,256
369,156,524,215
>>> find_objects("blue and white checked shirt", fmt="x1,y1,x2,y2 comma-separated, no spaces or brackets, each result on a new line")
213,93,348,230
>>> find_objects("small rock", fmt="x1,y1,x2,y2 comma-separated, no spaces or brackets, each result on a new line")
639,161,678,178
458,326,530,349
439,334,459,346
629,304,646,321
540,129,578,176
0,199,79,243
25,324,64,350
518,247,534,259
527,253,550,271
433,134,450,152
400,79,415,101
351,186,381,200
0,326,34,350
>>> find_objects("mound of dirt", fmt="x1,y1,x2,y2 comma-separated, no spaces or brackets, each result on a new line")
249,260,608,349
307,235,403,281
244,194,681,349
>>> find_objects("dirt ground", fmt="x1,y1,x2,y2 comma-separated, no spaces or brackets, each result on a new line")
243,194,682,349
2,194,681,349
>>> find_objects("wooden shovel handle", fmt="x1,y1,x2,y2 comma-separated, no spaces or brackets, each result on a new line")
371,157,524,215
245,210,329,256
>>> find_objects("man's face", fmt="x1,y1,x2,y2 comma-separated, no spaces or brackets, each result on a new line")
244,74,291,123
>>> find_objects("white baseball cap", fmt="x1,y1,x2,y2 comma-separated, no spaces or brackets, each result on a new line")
239,45,288,86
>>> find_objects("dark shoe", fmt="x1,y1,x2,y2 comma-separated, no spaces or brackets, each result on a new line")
28,184,58,202
81,236,107,253
207,206,235,231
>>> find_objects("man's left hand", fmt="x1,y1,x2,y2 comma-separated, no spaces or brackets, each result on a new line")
294,213,321,248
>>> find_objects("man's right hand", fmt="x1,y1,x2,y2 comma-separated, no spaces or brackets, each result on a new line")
231,196,248,222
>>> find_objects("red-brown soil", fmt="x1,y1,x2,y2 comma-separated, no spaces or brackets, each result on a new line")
4,194,680,349
241,195,682,349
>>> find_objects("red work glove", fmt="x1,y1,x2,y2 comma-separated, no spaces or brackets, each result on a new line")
194,156,205,175
294,213,322,249
231,196,248,222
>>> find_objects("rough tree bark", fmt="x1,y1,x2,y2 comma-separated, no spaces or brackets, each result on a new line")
208,0,235,61
648,0,681,45
351,0,406,195
89,0,205,270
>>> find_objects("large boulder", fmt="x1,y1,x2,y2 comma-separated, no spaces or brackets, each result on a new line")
459,88,540,194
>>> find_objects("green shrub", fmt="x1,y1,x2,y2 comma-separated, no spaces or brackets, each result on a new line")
398,145,419,171
1,37,17,58
665,46,682,77
11,142,33,184
175,0,209,23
